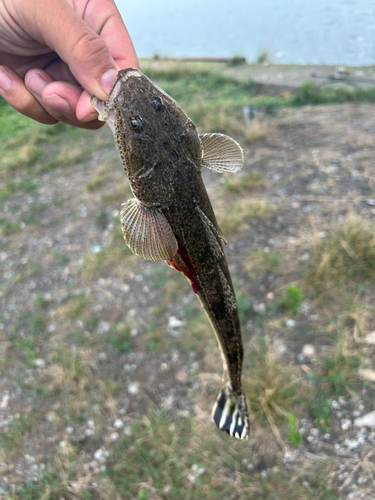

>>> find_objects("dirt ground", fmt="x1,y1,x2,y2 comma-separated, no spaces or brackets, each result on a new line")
2,97,375,498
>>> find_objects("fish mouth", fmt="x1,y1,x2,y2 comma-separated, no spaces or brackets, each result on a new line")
106,68,142,107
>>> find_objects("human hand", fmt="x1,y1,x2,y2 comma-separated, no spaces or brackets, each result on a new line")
0,0,138,128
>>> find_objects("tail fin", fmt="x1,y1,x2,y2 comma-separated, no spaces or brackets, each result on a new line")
212,383,249,439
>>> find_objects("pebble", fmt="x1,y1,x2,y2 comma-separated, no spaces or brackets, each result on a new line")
113,419,124,429
168,316,185,336
85,429,95,437
359,369,375,382
341,419,352,430
128,382,140,395
34,358,45,368
97,321,111,334
364,331,375,344
65,426,74,434
109,432,119,442
354,410,375,428
286,319,296,328
302,344,315,358
93,448,104,461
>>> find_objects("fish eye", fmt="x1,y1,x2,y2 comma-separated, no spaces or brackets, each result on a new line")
152,96,164,111
129,115,143,131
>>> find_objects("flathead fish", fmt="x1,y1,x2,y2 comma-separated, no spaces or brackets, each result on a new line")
91,68,249,439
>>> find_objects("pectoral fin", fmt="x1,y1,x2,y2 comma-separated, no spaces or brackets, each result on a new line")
200,133,243,173
121,199,178,261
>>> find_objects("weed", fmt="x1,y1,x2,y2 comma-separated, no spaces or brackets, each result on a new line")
107,411,191,498
105,323,132,353
279,285,303,315
63,294,90,320
0,412,38,460
54,250,69,267
286,413,303,446
319,349,362,397
256,49,270,64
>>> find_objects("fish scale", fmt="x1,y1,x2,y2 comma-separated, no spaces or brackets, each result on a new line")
91,68,249,439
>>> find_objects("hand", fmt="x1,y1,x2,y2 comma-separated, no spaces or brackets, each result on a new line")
0,0,138,128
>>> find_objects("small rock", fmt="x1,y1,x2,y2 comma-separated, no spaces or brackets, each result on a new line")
34,358,45,368
359,369,375,382
253,303,266,313
87,419,95,428
128,382,140,395
286,319,296,328
93,448,104,461
354,410,375,428
302,344,315,358
168,316,185,336
364,331,375,344
341,419,351,430
176,370,188,382
65,426,74,434
97,321,111,334
109,432,119,442
85,429,95,437
113,419,124,429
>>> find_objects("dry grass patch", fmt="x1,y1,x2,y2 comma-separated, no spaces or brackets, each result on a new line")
306,214,375,296
216,198,272,234
244,339,306,430
222,171,265,196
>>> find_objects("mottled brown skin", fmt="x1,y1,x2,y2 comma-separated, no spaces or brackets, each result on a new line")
105,68,244,396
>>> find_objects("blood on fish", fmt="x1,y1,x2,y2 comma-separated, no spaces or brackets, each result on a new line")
165,241,199,294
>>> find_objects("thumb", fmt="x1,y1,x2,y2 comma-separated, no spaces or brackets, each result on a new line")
18,0,134,100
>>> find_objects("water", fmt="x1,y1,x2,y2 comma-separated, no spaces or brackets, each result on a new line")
116,0,375,65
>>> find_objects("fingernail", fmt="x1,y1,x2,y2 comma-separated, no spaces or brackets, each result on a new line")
81,111,98,123
100,68,118,94
0,68,12,92
26,73,47,98
43,94,71,114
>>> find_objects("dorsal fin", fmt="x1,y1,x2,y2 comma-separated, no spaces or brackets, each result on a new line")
121,199,178,261
217,266,237,311
200,133,243,173
196,206,226,258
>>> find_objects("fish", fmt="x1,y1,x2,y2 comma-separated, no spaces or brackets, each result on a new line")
91,68,250,439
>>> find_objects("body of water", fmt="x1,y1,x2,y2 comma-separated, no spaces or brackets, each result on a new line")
116,0,375,65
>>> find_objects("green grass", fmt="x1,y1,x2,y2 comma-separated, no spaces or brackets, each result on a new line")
290,81,375,106
279,285,303,315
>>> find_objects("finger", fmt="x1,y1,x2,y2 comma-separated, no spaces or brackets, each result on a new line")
79,0,139,70
20,0,124,100
0,66,57,124
25,69,104,129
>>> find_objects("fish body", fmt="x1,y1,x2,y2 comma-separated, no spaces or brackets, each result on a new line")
91,68,249,439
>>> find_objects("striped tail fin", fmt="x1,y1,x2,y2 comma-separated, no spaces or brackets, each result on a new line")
212,383,250,439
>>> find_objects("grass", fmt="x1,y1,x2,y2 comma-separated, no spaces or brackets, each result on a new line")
2,64,373,498
243,338,305,427
246,249,282,277
279,285,303,315
306,214,375,296
216,199,271,234
290,81,375,106
81,215,137,279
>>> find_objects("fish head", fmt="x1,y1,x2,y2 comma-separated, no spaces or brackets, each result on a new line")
91,68,202,205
